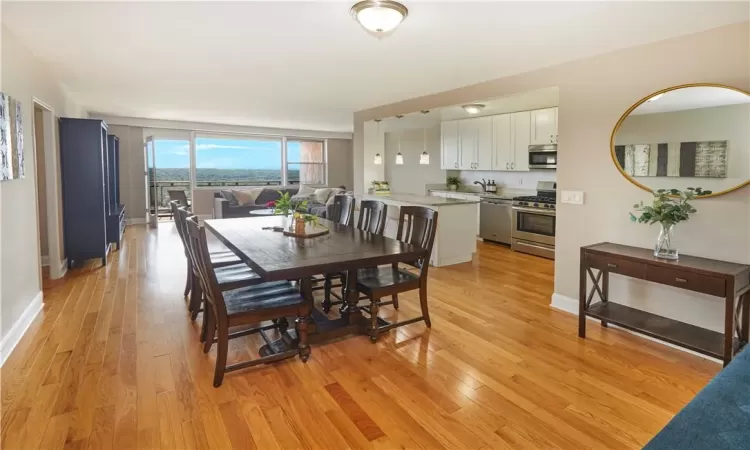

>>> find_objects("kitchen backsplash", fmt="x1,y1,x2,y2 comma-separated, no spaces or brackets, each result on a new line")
448,169,556,189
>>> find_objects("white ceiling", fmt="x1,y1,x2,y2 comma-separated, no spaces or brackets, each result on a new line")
631,86,750,115
2,1,748,132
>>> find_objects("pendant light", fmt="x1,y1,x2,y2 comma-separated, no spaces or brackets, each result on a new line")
395,130,404,165
373,119,382,165
351,1,408,36
419,110,430,165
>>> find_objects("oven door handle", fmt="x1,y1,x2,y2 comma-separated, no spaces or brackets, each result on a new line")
512,206,556,216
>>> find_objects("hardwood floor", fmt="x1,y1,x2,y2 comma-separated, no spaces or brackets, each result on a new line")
2,223,720,449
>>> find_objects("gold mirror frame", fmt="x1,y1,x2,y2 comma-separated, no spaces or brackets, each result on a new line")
610,83,750,199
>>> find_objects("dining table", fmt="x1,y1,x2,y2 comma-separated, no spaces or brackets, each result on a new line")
204,215,427,355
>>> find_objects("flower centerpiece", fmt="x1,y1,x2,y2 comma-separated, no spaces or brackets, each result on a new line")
630,187,711,260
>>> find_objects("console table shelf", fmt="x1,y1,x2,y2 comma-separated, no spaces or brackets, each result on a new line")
579,242,750,366
586,302,739,359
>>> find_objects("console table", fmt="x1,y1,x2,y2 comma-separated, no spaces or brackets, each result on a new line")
579,242,750,366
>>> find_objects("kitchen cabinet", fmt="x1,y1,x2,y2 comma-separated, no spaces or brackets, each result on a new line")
530,107,558,145
441,121,460,170
511,111,531,172
492,111,530,172
458,119,477,170
441,106,556,171
492,114,512,170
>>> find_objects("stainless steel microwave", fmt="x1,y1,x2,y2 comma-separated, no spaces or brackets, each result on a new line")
528,144,557,169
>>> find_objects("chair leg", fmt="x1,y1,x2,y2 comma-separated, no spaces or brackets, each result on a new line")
213,321,229,387
369,297,380,343
189,278,202,320
183,264,192,298
322,275,332,313
297,311,311,363
419,285,431,328
392,294,399,310
202,307,215,352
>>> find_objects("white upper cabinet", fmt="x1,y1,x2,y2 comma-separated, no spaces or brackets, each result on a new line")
441,121,459,170
530,107,558,145
511,111,531,172
492,114,512,171
441,106,556,171
458,119,477,170
475,116,493,170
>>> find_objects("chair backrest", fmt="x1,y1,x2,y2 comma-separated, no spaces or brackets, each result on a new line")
185,215,228,319
327,195,355,226
176,207,198,269
396,206,438,276
172,202,191,255
357,200,387,235
168,189,189,206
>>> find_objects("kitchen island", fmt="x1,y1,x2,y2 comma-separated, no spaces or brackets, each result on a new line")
354,193,479,267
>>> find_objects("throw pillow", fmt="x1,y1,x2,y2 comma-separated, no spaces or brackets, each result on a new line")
312,188,333,204
231,188,263,206
296,185,315,197
220,190,238,205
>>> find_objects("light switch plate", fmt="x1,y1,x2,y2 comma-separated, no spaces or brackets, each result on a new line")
561,190,584,205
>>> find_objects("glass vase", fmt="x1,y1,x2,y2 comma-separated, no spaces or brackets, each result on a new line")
654,223,678,260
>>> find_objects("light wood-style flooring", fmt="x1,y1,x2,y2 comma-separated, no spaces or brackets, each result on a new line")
1,223,720,449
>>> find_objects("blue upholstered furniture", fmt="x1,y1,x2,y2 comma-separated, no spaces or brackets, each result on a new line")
645,348,750,450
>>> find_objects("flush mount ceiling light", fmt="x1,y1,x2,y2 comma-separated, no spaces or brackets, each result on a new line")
462,104,485,114
351,0,408,36
647,93,665,102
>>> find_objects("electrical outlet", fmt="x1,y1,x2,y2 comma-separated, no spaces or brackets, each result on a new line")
561,190,584,205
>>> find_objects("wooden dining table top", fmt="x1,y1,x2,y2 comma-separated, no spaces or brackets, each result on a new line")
204,216,427,281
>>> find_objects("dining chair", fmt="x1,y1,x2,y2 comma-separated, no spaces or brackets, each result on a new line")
356,206,438,342
326,194,356,226
186,216,311,387
321,200,388,313
175,206,261,319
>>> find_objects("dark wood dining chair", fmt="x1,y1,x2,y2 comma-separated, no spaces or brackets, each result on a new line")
321,200,388,313
185,216,311,387
167,189,190,218
326,194,355,226
356,206,438,342
175,206,261,318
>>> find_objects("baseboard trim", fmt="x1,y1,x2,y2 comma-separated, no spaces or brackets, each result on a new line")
1,291,43,367
125,217,147,225
549,292,720,364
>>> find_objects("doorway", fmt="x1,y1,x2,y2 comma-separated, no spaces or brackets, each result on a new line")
32,99,65,279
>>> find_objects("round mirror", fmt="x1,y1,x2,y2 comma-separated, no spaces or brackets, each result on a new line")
611,84,750,198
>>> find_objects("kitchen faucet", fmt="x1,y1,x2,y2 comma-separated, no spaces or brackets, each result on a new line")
474,179,487,192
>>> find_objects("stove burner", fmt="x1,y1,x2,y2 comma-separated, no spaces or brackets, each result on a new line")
513,195,556,204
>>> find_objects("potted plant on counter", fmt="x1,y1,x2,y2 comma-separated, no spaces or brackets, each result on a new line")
630,187,710,260
447,176,461,191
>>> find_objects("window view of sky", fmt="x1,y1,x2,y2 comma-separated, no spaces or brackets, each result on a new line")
153,138,283,169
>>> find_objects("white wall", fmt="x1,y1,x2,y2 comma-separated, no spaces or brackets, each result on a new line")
616,103,750,192
1,25,85,344
384,125,446,195
353,22,750,334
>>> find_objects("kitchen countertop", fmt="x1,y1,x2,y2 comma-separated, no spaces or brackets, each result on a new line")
427,189,520,201
356,192,479,207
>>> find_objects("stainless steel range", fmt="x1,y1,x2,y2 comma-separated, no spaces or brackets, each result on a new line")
511,181,556,259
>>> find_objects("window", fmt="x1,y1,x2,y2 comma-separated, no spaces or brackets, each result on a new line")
194,135,283,187
287,139,326,185
152,139,190,213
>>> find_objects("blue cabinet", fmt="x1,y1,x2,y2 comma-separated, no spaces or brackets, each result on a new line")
59,118,123,267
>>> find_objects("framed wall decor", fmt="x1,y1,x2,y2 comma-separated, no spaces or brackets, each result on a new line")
0,92,11,181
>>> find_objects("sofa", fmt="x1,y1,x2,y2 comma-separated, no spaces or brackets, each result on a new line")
644,347,750,449
212,187,344,219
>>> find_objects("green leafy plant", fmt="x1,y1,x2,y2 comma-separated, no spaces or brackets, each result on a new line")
371,181,390,192
630,187,710,226
447,176,461,187
273,191,307,216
